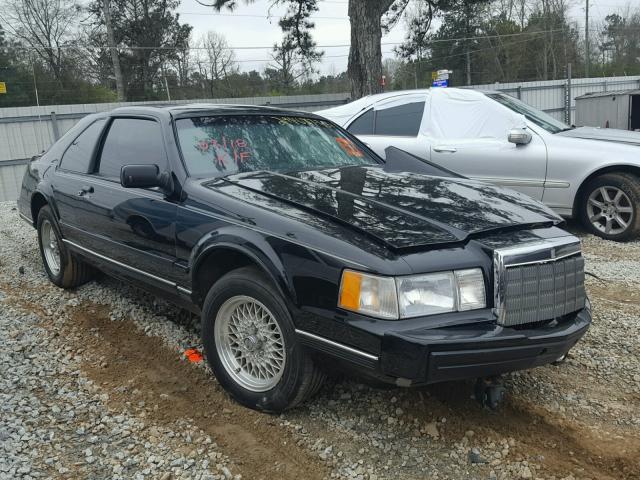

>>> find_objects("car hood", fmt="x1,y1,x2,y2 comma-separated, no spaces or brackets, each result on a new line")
207,166,561,250
557,126,640,146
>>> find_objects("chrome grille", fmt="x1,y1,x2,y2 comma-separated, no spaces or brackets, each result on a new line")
494,237,586,327
503,255,585,326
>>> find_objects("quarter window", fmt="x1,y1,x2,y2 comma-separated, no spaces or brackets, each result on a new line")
374,102,425,136
347,109,374,135
97,118,166,179
60,119,105,173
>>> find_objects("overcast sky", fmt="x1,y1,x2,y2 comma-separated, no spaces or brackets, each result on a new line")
177,0,631,75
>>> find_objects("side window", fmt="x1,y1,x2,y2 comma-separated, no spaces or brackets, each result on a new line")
97,118,166,179
60,119,105,173
347,109,374,135
374,102,425,136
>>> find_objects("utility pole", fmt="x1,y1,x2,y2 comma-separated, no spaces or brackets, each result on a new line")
585,0,590,77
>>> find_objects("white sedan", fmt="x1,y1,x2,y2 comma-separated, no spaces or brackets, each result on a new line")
319,88,640,241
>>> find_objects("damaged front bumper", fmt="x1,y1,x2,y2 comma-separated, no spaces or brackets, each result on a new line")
297,306,591,386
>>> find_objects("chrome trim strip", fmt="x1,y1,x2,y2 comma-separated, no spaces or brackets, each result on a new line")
19,212,32,225
470,177,545,188
62,239,176,288
543,180,571,189
295,329,379,361
504,250,581,268
177,286,192,295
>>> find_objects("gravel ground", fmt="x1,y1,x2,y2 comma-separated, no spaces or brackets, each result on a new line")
0,201,638,480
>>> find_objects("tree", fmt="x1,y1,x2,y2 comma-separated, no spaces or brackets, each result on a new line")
88,0,192,100
265,17,323,94
198,0,449,99
4,0,80,84
600,10,640,75
193,31,237,96
101,0,125,101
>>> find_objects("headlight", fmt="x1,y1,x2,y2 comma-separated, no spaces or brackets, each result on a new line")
455,269,487,311
339,270,398,319
339,268,486,319
397,272,456,317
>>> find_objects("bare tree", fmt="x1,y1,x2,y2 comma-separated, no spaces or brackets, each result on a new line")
192,32,237,97
204,32,236,84
170,33,192,89
4,0,80,84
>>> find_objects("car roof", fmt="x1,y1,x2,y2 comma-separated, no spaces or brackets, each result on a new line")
109,103,320,119
317,87,495,121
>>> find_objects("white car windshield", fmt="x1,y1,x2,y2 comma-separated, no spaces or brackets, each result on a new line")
486,93,572,134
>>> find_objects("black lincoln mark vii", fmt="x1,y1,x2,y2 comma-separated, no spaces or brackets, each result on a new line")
18,104,591,412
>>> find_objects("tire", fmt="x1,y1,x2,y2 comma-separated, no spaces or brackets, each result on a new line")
201,266,325,412
579,173,640,241
37,206,94,288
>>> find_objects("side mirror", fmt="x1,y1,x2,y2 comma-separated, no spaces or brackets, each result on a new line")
508,128,532,145
120,164,173,192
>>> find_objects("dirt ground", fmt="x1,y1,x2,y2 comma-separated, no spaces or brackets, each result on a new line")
1,203,639,480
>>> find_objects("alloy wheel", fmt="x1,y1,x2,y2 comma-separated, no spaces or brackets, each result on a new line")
41,219,61,275
214,295,286,392
586,186,633,235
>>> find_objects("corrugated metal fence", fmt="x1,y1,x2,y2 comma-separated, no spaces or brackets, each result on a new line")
467,75,640,124
3,76,640,201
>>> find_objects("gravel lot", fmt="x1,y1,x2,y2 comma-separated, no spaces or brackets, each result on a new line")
0,200,638,480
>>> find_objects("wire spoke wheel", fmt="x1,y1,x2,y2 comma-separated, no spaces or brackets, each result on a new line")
587,185,633,235
214,295,286,392
41,219,61,275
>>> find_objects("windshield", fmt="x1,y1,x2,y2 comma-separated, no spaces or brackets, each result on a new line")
176,115,379,178
486,93,571,134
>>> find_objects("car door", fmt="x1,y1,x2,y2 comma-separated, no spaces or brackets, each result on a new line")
429,126,548,200
52,117,108,245
425,90,548,200
68,116,180,285
346,95,430,160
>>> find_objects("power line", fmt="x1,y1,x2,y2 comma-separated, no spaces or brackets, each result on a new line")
8,28,584,52
179,11,348,20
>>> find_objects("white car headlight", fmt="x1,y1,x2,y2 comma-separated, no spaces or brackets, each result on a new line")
339,268,486,320
397,272,456,317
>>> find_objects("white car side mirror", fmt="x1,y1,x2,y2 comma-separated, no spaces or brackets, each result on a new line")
508,128,532,145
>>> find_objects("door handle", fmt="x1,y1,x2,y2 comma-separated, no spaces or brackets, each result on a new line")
433,146,457,153
77,185,94,196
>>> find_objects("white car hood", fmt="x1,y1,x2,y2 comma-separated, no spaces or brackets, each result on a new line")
557,126,640,146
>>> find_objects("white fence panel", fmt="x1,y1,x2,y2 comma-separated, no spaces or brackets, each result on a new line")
0,162,27,203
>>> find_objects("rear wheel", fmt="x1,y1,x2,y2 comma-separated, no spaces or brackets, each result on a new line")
201,266,324,412
37,206,94,288
579,173,640,241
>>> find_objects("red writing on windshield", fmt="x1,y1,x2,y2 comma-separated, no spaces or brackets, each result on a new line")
196,135,252,168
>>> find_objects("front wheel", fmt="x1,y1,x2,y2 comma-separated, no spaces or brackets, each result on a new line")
579,173,640,241
201,266,325,412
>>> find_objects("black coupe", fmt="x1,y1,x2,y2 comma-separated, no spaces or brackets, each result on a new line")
18,104,591,412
